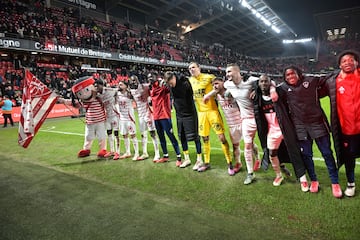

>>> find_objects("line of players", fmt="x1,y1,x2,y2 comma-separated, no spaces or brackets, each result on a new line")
93,63,292,187
63,50,359,199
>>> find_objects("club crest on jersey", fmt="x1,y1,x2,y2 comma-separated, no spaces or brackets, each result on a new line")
302,81,309,88
338,86,345,94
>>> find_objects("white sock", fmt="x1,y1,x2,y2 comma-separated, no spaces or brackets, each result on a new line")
108,134,114,152
132,137,139,156
300,174,307,182
142,132,148,155
124,137,130,154
244,148,253,174
151,135,160,157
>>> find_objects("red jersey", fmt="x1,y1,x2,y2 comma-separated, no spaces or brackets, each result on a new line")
150,81,171,120
336,68,360,135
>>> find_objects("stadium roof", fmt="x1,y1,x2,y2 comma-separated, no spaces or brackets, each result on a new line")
103,0,360,57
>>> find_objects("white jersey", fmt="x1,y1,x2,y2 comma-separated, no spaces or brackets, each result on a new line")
224,76,258,119
117,91,135,123
216,93,242,127
262,95,283,149
129,84,152,120
262,95,282,139
98,87,119,118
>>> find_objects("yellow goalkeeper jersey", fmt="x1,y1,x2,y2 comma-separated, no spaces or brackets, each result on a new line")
189,73,217,112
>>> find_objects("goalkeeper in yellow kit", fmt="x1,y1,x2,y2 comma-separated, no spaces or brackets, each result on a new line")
188,62,233,174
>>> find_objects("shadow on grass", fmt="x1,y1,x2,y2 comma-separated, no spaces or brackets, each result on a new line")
54,156,109,167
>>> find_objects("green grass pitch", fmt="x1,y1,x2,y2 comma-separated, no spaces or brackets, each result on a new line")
0,98,359,239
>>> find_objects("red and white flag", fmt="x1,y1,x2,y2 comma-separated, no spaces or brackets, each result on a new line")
18,70,58,148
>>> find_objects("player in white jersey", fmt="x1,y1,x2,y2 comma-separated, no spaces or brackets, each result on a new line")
224,63,259,185
117,81,139,161
128,75,160,161
208,77,260,175
95,80,121,160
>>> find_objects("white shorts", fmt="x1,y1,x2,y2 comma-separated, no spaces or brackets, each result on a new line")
267,128,283,150
85,122,107,141
229,124,242,144
105,115,119,130
119,120,136,135
138,116,156,132
241,118,257,144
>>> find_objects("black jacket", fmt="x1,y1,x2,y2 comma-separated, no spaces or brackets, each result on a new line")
170,75,197,119
321,70,346,168
277,76,331,140
253,81,306,178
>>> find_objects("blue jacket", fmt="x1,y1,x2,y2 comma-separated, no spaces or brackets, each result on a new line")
1,99,13,112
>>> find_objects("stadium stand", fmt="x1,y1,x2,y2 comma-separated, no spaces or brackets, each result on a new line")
0,0,359,100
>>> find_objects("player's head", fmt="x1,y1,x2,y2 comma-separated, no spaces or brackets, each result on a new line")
94,79,105,93
283,66,303,85
188,62,201,77
338,49,359,74
129,75,139,89
164,71,177,87
118,80,128,91
225,63,241,84
147,71,158,84
211,77,225,93
258,74,271,94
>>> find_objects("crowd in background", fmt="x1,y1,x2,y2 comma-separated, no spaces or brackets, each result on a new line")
1,0,360,103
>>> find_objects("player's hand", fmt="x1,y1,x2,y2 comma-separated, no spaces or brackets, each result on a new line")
203,95,210,104
249,90,256,99
159,79,166,87
270,87,278,102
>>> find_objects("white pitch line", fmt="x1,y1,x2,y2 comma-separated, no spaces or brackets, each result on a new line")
40,127,360,164
41,129,84,136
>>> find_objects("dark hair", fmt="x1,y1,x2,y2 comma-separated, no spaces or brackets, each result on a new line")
95,79,105,86
120,80,129,87
283,66,303,81
147,71,158,81
337,49,359,65
259,74,270,81
211,76,224,83
164,71,176,82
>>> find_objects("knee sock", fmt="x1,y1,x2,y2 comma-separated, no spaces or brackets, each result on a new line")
203,141,210,164
142,132,148,155
115,134,120,153
132,137,139,156
108,134,114,152
270,156,281,177
221,142,232,164
244,148,253,174
151,135,160,157
124,137,130,154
